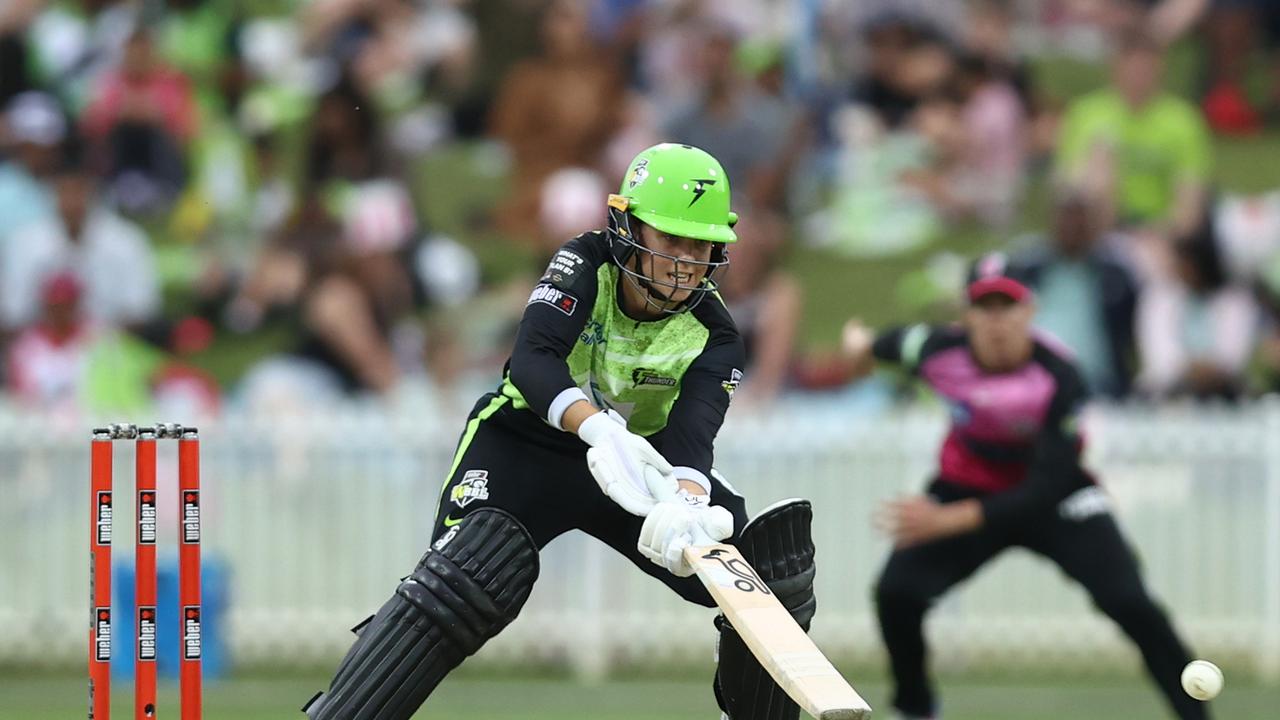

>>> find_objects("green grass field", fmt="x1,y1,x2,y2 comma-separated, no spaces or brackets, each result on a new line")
7,672,1276,719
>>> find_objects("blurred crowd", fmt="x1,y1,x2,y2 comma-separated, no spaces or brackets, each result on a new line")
1,0,1280,421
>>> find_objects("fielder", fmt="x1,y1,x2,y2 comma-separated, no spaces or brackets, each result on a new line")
304,143,817,719
841,253,1208,720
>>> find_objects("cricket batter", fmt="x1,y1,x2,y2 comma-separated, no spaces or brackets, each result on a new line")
841,253,1208,720
304,143,817,719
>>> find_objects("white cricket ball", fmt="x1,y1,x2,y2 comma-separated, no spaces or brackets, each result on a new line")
1181,660,1223,701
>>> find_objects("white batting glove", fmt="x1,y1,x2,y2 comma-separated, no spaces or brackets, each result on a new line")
638,492,734,577
580,410,675,516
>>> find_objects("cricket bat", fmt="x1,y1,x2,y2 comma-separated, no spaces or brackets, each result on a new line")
685,543,873,720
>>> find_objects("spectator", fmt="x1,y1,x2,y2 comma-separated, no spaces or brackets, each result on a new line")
239,185,474,406
0,92,64,250
7,271,210,417
82,29,196,214
6,272,96,411
1012,190,1140,398
1201,0,1278,135
664,24,806,214
154,0,237,119
1137,216,1259,399
1258,252,1280,393
1057,31,1211,249
654,19,803,405
849,13,955,131
223,192,341,335
963,0,1034,111
152,315,221,420
898,53,1027,228
489,0,623,244
0,30,32,108
306,75,385,188
1,154,160,331
717,216,801,408
22,0,138,111
538,166,608,253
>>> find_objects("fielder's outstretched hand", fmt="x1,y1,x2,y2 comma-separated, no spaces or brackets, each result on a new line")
876,495,982,548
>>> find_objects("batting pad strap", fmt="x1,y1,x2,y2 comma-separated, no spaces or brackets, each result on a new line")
671,466,712,495
547,387,590,430
398,555,503,654
403,508,539,654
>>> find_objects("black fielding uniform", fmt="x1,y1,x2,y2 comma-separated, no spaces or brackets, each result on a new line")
871,325,1206,720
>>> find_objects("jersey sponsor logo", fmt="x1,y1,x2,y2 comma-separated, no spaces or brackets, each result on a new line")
1058,486,1111,521
96,491,112,546
183,606,202,660
627,158,649,189
721,368,743,399
687,178,717,207
632,367,677,389
181,491,200,544
450,470,490,508
527,283,579,316
579,320,606,346
542,249,586,285
137,607,157,661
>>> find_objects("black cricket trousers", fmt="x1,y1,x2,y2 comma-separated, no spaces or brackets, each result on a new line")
875,479,1207,720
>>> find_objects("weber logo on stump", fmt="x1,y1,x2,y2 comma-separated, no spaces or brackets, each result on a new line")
95,491,112,545
138,491,157,544
138,606,157,661
183,606,202,660
182,491,201,543
94,608,111,661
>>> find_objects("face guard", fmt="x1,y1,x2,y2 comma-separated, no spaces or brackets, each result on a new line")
606,194,729,314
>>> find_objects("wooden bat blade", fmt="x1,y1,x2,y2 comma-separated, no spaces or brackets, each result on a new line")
685,544,873,719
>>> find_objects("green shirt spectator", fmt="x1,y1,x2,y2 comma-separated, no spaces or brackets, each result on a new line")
1057,88,1210,225
1056,31,1211,235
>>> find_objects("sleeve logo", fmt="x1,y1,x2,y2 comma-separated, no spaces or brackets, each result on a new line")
722,368,743,399
542,249,585,285
527,283,579,316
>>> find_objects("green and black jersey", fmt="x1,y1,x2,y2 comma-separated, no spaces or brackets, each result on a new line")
496,231,745,489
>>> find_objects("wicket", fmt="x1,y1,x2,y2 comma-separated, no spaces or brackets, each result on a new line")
90,423,202,720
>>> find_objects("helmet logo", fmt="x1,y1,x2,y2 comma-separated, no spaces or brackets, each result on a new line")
627,159,650,189
688,178,717,207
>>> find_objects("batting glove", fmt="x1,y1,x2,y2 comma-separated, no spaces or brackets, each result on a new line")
638,492,734,577
580,410,674,516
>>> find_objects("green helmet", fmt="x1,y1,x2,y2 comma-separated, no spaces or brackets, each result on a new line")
606,144,737,314
613,143,738,243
